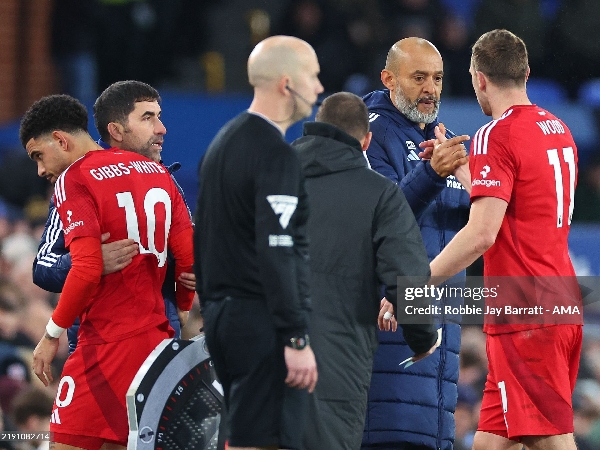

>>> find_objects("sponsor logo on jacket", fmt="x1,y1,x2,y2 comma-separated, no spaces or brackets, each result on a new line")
446,175,465,190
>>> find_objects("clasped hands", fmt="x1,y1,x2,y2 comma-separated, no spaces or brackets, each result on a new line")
419,124,471,191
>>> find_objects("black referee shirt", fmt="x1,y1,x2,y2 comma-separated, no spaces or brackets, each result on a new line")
194,112,310,341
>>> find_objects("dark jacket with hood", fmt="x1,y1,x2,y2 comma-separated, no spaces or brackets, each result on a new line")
292,122,436,450
362,90,470,449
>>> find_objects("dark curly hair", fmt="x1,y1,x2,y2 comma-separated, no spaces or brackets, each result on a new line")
93,80,161,142
19,94,88,148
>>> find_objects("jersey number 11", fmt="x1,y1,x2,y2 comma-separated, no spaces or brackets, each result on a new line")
547,147,575,228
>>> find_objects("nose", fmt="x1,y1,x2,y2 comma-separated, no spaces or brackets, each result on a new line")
422,76,435,94
156,118,167,135
37,162,46,178
317,79,324,94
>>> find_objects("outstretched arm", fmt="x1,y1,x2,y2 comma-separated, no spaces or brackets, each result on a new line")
430,196,507,283
33,236,102,386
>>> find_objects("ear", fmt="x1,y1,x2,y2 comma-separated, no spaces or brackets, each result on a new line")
279,77,291,96
525,66,530,82
107,122,125,143
361,131,372,151
476,71,487,92
51,130,69,151
381,69,395,90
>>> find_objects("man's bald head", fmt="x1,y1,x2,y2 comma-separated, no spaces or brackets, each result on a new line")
248,35,317,88
385,37,442,74
381,37,443,127
247,35,323,131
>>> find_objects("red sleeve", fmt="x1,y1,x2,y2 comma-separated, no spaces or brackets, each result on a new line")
469,123,516,203
168,226,195,311
51,237,102,328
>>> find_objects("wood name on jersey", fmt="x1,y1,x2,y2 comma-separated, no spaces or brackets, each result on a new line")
536,119,566,136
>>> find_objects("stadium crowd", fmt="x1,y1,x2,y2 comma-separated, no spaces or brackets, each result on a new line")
47,0,600,101
1,1,600,449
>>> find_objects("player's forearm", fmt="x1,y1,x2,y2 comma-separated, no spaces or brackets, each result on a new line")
430,223,492,284
169,226,195,311
453,163,472,194
430,197,506,283
48,237,102,336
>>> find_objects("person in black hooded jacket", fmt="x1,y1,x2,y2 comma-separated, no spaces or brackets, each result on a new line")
292,92,444,450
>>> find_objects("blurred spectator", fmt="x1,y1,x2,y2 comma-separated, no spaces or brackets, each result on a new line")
381,0,446,42
573,152,600,222
0,151,49,214
0,280,30,348
0,201,13,243
95,0,183,91
1,233,55,339
276,0,355,92
579,325,600,381
454,383,479,450
549,0,600,99
573,379,600,450
166,0,216,89
0,403,16,450
1,233,37,272
473,0,547,77
51,0,99,104
10,387,53,450
436,13,473,97
458,325,487,391
0,341,30,419
332,0,391,94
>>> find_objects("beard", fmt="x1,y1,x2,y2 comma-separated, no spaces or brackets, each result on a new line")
394,89,440,124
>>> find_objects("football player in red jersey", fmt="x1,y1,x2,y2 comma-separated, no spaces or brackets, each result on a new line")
429,30,581,450
21,94,194,450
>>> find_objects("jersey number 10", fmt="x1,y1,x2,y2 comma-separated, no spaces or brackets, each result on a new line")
117,188,172,267
547,147,575,228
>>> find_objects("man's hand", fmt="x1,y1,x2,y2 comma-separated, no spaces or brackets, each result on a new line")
418,121,451,160
284,345,318,393
378,297,398,332
178,272,196,291
177,307,189,328
418,138,435,160
101,232,138,275
430,125,470,178
32,334,60,386
404,328,442,368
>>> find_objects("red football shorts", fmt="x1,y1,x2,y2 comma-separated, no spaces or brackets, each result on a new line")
50,326,170,447
478,325,582,440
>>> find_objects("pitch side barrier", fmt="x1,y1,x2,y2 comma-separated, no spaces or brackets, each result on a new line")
126,334,226,450
395,276,600,327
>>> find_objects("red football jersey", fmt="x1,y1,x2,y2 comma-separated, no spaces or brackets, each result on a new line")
470,105,580,332
54,149,192,344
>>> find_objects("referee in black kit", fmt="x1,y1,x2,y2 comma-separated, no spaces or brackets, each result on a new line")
194,35,323,450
